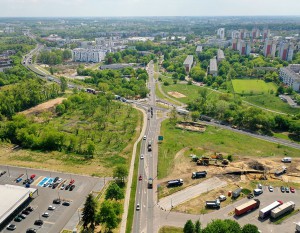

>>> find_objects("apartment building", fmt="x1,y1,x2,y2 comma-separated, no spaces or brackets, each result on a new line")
72,48,106,63
209,58,218,76
279,64,300,91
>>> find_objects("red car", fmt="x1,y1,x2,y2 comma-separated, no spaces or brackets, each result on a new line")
139,175,142,181
290,187,295,193
69,179,75,185
30,174,36,179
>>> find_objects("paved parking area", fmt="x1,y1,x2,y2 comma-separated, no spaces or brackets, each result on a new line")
0,165,105,233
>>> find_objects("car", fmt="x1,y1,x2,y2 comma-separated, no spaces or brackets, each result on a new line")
6,224,16,231
16,178,22,183
23,179,29,184
65,184,71,190
247,193,254,199
219,195,227,201
34,219,44,226
14,216,22,222
62,201,71,206
285,187,290,193
48,205,56,210
53,199,61,204
54,177,59,183
25,206,34,212
52,183,59,189
69,184,75,191
69,179,75,185
30,174,36,179
60,184,65,190
22,210,30,215
57,178,62,183
136,204,140,211
258,183,262,189
20,214,27,219
1,171,6,176
280,186,285,192
42,212,49,218
49,183,53,188
254,189,263,195
139,175,142,181
290,187,295,193
140,154,144,159
26,228,37,233
143,135,147,140
268,186,274,192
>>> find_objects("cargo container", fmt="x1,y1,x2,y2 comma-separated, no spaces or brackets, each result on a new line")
192,171,207,179
167,179,183,187
232,188,242,198
235,199,260,216
271,201,295,219
259,200,283,219
206,199,220,208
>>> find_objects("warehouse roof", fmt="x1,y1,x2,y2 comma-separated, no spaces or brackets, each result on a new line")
0,185,36,225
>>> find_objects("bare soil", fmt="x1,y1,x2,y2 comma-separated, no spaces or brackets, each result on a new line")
167,91,186,98
176,122,206,132
20,97,66,115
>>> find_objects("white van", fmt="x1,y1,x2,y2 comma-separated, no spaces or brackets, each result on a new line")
281,157,292,163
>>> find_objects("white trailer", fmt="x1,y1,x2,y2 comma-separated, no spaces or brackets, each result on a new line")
259,200,283,219
271,201,295,219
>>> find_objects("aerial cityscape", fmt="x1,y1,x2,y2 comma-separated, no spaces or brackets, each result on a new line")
0,1,300,233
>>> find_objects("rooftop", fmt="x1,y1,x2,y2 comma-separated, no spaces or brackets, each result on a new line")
217,49,225,59
183,55,193,66
210,58,218,72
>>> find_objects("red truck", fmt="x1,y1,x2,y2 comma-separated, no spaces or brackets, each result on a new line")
235,199,260,216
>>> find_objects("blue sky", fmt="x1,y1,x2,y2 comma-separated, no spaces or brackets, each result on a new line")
1,0,300,17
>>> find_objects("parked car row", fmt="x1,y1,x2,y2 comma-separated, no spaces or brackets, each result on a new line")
42,177,76,191
6,206,34,231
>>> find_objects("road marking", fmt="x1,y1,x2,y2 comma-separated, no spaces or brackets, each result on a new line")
43,221,55,225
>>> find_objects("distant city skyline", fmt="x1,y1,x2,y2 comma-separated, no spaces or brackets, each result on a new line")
1,0,300,17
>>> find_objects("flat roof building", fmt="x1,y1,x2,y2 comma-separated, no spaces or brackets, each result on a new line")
209,58,218,76
280,64,300,92
217,49,225,63
183,55,194,73
196,46,203,54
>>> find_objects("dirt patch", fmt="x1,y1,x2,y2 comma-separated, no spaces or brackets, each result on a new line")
20,97,66,115
168,91,186,98
176,122,206,132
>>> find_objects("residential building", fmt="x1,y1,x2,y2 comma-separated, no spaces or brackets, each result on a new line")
72,48,106,63
237,40,251,55
263,29,270,40
4,27,14,34
279,42,294,61
196,45,203,54
239,29,247,40
209,58,218,76
217,28,225,39
279,65,300,91
217,49,225,63
263,39,276,57
231,30,240,39
183,55,194,73
252,28,260,39
232,38,238,50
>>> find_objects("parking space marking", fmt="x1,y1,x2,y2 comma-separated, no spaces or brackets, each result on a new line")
37,176,49,186
43,221,55,225
34,176,45,186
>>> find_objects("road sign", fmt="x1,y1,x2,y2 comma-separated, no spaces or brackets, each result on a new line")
158,136,163,141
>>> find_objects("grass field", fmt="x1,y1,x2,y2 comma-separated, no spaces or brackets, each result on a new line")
158,120,300,179
232,79,277,95
159,226,183,233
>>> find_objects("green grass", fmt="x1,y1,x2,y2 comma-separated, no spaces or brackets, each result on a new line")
158,120,300,179
155,83,180,105
159,226,183,233
125,140,141,233
242,94,299,115
232,79,277,95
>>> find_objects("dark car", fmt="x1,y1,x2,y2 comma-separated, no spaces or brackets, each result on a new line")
25,206,34,212
6,224,16,231
20,214,26,219
53,199,61,204
280,186,285,192
62,201,71,206
247,193,254,199
53,177,59,183
69,185,75,191
22,210,30,215
34,219,44,226
23,179,29,184
65,184,71,190
52,183,59,189
14,216,22,222
26,228,37,233
0,171,6,176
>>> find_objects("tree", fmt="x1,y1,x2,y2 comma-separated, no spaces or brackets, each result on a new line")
105,182,124,200
242,224,259,233
50,67,54,75
55,104,66,116
184,220,195,233
97,200,120,232
113,165,128,183
60,76,67,93
82,194,97,231
195,220,201,233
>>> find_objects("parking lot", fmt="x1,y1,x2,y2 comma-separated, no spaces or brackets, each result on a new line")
0,165,105,233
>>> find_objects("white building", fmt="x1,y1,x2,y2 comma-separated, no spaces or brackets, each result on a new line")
72,48,106,63
217,49,225,63
217,28,225,39
279,64,300,91
183,55,194,73
196,46,203,54
209,58,218,76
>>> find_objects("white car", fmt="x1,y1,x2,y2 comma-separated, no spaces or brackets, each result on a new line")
48,205,56,211
268,186,274,192
136,204,140,211
219,195,227,201
143,135,147,140
140,154,144,160
60,184,65,190
42,212,49,218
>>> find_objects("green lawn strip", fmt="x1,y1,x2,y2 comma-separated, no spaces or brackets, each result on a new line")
155,83,179,105
125,140,141,233
272,209,300,225
158,120,300,179
232,79,277,95
159,226,183,233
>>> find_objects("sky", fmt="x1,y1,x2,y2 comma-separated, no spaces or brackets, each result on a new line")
1,0,300,17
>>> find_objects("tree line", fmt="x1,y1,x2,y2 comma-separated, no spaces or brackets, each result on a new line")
37,49,72,65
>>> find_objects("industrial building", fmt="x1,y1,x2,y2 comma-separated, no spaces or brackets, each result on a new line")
280,64,300,92
0,185,37,230
209,58,218,76
183,55,194,73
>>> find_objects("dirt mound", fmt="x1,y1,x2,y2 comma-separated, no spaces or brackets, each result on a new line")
168,91,186,98
20,97,66,115
176,122,206,132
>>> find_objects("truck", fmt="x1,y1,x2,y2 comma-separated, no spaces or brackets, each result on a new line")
271,201,295,219
296,222,300,232
192,171,207,179
281,157,292,163
206,199,220,209
167,179,183,187
232,188,242,198
235,199,260,216
259,200,283,219
275,166,287,176
176,108,189,115
148,178,153,189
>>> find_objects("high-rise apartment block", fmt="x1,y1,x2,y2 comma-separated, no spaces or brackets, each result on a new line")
72,48,106,63
263,39,276,57
217,28,225,39
251,28,260,38
278,42,294,61
263,29,270,40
